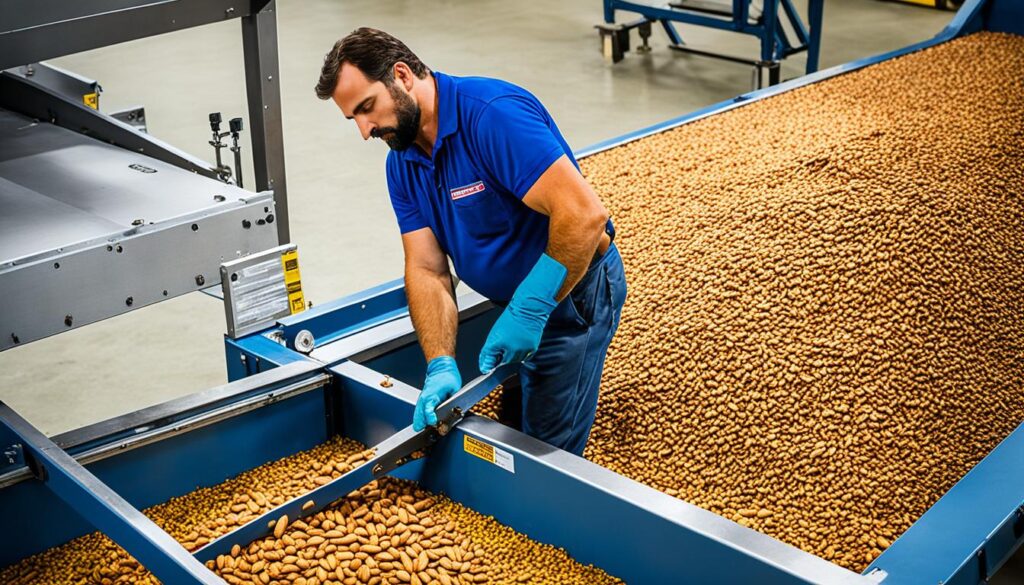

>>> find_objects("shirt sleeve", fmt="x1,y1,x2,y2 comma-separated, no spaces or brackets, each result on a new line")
385,154,430,234
472,96,567,199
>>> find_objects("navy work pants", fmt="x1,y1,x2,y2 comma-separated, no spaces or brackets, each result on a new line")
500,243,627,456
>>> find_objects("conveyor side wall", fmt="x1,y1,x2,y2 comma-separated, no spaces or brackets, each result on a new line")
0,383,331,568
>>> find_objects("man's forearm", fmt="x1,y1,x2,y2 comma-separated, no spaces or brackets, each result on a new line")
406,265,459,361
546,207,609,300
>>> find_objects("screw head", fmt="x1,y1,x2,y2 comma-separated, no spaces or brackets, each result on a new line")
294,330,315,354
195,274,205,286
125,296,133,306
64,315,73,327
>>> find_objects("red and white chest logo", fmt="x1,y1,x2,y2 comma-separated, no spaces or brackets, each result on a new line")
450,181,486,200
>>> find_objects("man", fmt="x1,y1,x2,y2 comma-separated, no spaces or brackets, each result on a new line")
316,28,626,457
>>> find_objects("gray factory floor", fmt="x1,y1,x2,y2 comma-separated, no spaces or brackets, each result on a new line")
2,0,1023,582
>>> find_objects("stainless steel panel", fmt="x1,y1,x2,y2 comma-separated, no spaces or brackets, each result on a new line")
0,109,279,349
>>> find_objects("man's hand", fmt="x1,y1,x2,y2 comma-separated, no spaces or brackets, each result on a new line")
413,356,462,431
479,254,567,372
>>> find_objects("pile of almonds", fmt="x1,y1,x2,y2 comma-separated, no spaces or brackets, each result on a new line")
574,31,1024,571
208,478,615,585
0,437,616,584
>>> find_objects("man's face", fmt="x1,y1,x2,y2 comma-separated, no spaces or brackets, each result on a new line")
332,62,420,151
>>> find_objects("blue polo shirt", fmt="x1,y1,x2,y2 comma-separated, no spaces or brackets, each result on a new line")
385,72,575,303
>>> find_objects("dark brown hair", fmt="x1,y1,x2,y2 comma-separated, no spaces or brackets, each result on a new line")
315,28,430,100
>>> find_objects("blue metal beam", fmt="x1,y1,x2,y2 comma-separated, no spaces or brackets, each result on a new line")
0,402,221,585
276,277,410,350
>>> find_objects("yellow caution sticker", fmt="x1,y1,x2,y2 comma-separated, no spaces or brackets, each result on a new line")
280,248,306,314
83,92,99,110
463,435,515,473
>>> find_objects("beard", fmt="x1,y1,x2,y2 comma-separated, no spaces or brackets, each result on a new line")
371,83,421,151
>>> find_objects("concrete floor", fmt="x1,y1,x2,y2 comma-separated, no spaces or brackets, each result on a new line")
2,0,1022,581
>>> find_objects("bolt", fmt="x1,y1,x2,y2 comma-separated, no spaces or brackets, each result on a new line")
125,296,133,306
225,7,235,16
132,219,144,226
242,219,251,229
191,223,199,231
116,245,123,253
107,245,113,252
266,214,274,223
10,333,19,344
214,194,226,202
64,315,73,327
195,275,205,286
380,376,393,388
230,273,239,282
162,290,168,296
53,262,60,269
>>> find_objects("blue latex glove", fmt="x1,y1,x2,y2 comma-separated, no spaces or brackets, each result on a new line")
413,356,462,431
479,253,568,373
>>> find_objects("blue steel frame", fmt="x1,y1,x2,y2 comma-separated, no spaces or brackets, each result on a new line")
602,0,824,73
222,278,411,381
0,402,223,585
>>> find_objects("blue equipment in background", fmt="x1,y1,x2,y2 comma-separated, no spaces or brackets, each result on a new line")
596,0,824,88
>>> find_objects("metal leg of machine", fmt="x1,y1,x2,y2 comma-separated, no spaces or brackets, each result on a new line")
242,0,289,244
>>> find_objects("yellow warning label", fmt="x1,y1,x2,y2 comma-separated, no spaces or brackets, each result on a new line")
464,435,495,463
83,93,99,110
464,435,515,473
281,248,305,314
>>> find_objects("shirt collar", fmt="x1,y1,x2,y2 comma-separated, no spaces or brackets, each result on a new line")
399,71,459,167
433,71,459,147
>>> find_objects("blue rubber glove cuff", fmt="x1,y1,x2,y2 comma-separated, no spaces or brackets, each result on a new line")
413,356,462,432
478,253,568,373
511,253,568,312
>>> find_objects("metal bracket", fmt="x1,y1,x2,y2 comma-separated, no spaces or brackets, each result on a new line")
865,567,888,583
110,105,147,132
595,22,635,64
1,443,23,471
